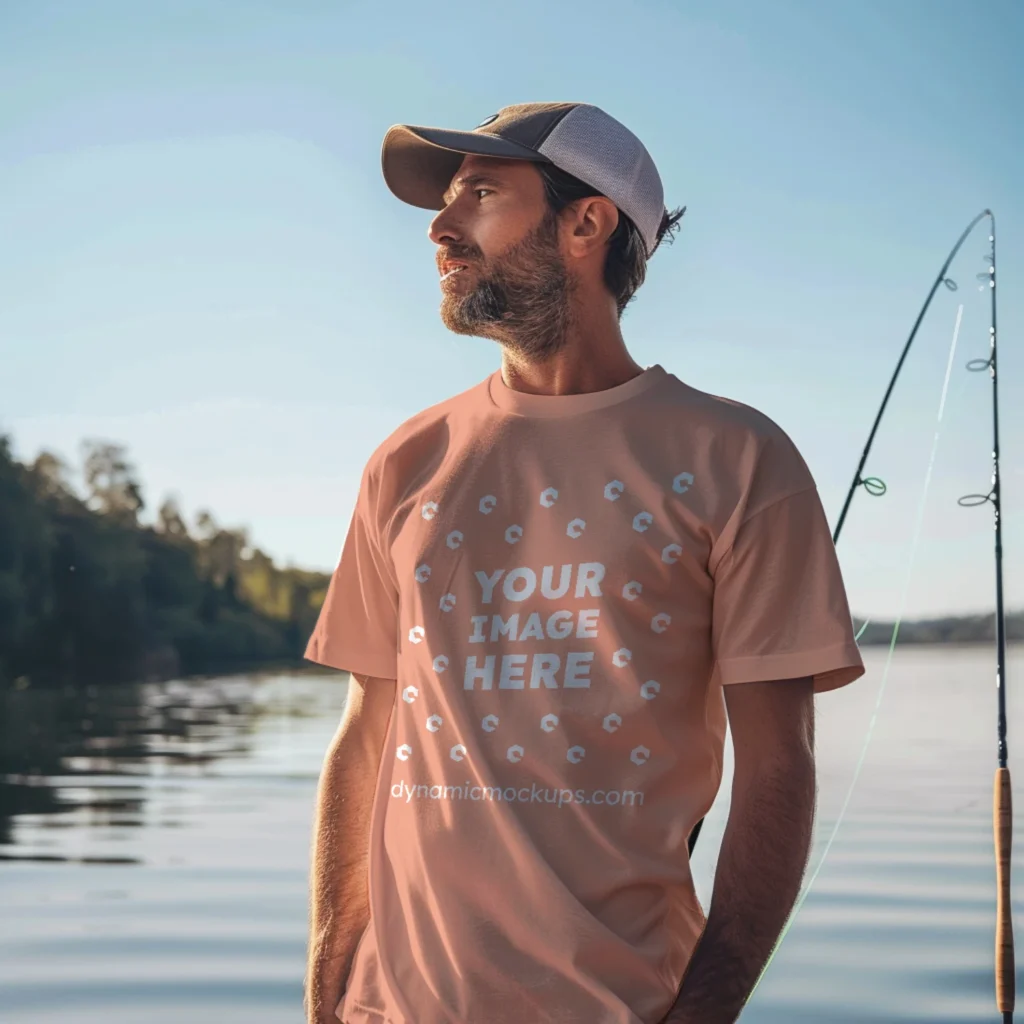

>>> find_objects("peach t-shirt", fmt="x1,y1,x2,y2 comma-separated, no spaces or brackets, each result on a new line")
306,364,865,1024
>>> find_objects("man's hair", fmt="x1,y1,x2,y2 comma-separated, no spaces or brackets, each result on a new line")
537,163,686,317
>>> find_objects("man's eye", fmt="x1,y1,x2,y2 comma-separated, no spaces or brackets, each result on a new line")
474,188,493,199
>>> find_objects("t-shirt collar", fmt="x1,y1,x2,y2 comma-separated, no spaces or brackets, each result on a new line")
486,364,667,418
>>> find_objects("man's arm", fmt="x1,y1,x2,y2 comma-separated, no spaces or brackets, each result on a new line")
663,676,816,1024
305,673,396,1024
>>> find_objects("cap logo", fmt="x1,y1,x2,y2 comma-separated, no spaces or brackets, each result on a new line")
474,113,498,129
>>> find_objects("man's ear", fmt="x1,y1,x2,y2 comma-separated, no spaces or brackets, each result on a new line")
563,196,619,258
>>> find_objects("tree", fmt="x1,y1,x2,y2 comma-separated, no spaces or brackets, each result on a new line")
80,440,145,522
28,450,76,504
156,496,190,539
0,436,55,685
194,509,217,541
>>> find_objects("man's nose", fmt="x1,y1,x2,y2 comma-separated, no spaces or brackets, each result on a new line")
428,205,462,246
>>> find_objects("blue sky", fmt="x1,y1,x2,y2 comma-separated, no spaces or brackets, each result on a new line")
1,0,1022,620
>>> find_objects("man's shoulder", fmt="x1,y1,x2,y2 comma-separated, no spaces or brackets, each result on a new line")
360,373,492,484
656,373,817,506
659,372,797,450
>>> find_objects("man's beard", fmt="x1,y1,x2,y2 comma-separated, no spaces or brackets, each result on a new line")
439,211,575,361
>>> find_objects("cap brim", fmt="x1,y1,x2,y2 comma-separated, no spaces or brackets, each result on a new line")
381,124,548,211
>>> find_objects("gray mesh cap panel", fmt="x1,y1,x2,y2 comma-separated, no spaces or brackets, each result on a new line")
537,104,665,256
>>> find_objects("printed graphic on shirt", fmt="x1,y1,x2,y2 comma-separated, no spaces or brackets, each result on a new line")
393,472,697,796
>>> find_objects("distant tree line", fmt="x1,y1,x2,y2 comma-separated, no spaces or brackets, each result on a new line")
0,433,330,689
854,611,1023,646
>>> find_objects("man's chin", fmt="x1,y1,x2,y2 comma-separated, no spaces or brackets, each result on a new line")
439,299,502,340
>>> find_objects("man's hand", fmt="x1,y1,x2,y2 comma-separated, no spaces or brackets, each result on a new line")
305,952,352,1024
661,675,816,1024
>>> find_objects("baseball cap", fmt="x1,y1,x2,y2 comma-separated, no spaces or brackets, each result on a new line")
381,102,667,257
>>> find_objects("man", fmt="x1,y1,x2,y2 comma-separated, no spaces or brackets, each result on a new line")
304,102,865,1024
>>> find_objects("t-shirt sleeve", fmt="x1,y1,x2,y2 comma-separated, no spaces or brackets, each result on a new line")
304,465,399,680
711,482,865,696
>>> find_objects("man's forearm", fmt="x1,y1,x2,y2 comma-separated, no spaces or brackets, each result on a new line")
664,751,816,1024
305,675,393,1024
305,749,373,1022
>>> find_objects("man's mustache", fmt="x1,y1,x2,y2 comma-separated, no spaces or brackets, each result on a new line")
436,246,483,270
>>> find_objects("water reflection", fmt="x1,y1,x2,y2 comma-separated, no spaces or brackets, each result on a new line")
2,651,1024,1022
0,675,317,863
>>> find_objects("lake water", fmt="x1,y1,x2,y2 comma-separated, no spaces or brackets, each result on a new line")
2,644,1023,1023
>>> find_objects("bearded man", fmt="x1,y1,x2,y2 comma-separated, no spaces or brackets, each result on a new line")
304,102,864,1024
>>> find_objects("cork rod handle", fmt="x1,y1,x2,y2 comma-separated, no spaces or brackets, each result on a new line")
995,766,1015,1016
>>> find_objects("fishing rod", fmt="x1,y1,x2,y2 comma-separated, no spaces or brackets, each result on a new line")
829,209,1011,1022
977,216,1014,1024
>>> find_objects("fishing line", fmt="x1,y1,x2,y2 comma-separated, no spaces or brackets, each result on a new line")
746,302,966,1000
850,339,980,637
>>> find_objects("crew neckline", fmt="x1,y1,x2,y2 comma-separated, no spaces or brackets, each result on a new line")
486,364,667,418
